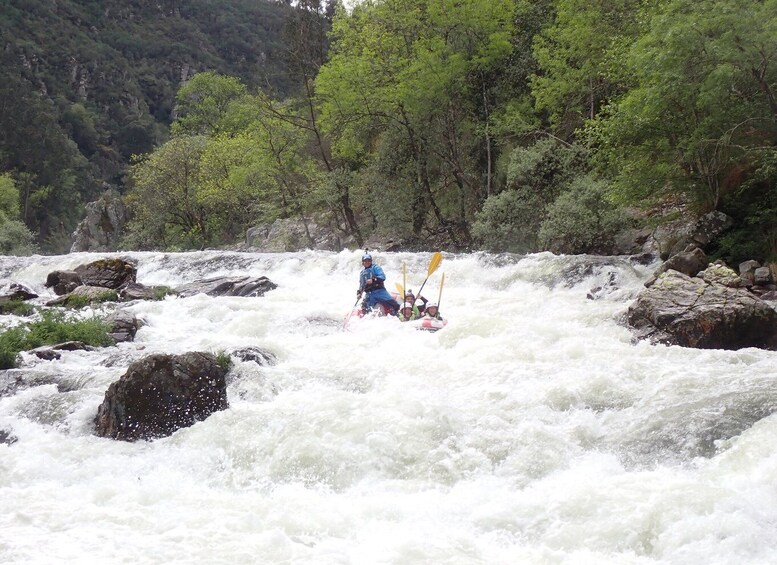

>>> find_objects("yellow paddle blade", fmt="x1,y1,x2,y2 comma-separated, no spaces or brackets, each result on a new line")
427,252,443,277
395,282,404,296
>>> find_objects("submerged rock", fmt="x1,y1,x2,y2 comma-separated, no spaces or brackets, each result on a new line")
95,352,228,441
230,346,277,366
175,276,277,298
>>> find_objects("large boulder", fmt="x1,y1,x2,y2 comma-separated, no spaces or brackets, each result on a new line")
94,352,228,441
0,280,38,302
658,210,734,260
46,285,118,306
74,258,137,289
70,189,127,252
45,270,82,295
627,270,777,350
175,276,277,298
104,309,142,342
118,282,176,302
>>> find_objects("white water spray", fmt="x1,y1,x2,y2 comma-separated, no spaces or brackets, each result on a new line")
1,250,776,564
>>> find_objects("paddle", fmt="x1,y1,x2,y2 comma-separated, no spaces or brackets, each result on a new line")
415,251,443,303
342,294,362,330
437,272,445,308
402,262,407,303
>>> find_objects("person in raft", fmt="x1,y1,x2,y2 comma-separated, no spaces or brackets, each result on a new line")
357,252,400,316
423,302,443,320
404,289,427,316
398,301,419,322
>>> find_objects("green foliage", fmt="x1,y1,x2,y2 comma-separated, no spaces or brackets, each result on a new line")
316,0,517,241
714,150,777,264
0,0,299,250
173,72,248,136
215,351,233,372
0,173,21,218
589,0,777,215
472,189,544,252
64,290,119,309
531,0,646,137
0,301,37,317
473,139,610,253
0,309,113,369
153,286,176,300
0,220,39,256
538,176,623,254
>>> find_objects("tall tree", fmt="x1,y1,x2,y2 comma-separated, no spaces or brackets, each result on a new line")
589,0,777,212
316,0,514,245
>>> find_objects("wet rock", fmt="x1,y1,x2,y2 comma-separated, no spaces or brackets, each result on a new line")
587,271,618,300
0,373,25,398
627,270,777,350
175,276,277,298
74,258,137,289
46,285,119,306
0,280,38,301
739,260,760,287
653,246,708,280
118,282,175,302
230,347,277,366
45,270,82,295
31,349,62,361
0,429,18,445
94,352,228,441
663,211,734,259
105,309,141,342
754,267,772,285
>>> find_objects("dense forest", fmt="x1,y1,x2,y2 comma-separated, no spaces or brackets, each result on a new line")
0,0,303,251
1,0,775,263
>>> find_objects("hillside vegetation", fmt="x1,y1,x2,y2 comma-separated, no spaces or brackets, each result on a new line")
0,0,299,251
2,0,775,265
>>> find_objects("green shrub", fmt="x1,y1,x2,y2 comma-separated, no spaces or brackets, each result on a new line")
215,351,233,372
472,190,544,252
0,310,113,369
0,219,38,256
0,300,37,316
538,176,624,254
65,290,119,309
153,286,176,300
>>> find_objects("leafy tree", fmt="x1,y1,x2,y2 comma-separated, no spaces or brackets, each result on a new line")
316,0,516,245
0,173,38,256
538,175,623,254
172,72,248,136
124,136,209,249
472,138,590,251
589,0,777,214
531,0,648,138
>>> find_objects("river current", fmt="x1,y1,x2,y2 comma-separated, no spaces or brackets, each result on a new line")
1,250,776,564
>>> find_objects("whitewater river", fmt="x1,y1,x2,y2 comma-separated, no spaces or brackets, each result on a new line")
1,250,776,565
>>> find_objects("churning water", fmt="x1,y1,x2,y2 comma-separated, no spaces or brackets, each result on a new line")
1,250,776,565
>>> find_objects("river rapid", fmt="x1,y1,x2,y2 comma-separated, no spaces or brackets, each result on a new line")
1,250,776,565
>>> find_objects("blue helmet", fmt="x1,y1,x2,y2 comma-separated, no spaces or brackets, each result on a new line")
362,253,372,261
